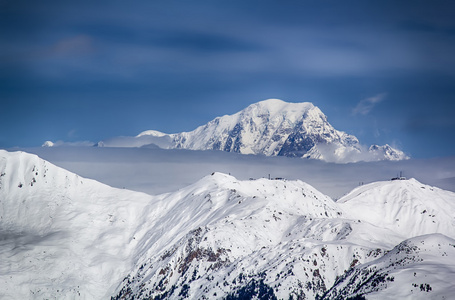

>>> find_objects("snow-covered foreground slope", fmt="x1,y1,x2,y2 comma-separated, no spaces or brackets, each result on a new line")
0,150,157,299
112,176,455,300
338,179,455,240
321,234,455,299
94,99,408,163
1,150,454,299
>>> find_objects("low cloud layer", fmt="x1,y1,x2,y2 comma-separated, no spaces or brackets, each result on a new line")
17,147,455,200
42,140,95,147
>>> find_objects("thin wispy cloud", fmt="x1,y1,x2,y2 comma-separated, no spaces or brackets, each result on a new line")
50,35,94,56
352,93,387,116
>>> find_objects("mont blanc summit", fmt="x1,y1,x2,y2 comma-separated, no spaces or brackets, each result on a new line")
172,99,359,158
96,99,408,163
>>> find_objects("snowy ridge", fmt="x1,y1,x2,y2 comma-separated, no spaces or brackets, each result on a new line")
338,178,455,240
321,234,455,299
137,130,168,138
0,150,156,299
95,99,408,163
113,175,455,299
111,173,389,300
1,150,454,299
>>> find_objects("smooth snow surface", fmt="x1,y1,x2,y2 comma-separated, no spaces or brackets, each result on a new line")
338,179,455,240
136,130,168,137
0,150,155,299
1,150,454,299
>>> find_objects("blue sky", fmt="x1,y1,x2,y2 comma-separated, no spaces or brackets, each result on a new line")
1,0,455,158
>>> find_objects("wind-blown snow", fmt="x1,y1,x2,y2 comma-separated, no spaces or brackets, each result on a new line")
1,150,454,299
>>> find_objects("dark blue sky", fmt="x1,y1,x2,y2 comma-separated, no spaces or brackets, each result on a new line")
1,0,455,158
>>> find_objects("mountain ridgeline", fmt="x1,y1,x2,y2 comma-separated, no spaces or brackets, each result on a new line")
1,150,454,299
95,99,408,163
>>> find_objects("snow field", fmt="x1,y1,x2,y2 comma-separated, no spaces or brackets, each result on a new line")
1,150,454,299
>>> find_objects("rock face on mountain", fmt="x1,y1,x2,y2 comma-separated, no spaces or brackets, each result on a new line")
97,99,408,163
320,234,455,300
172,100,358,158
111,177,455,300
3,150,452,300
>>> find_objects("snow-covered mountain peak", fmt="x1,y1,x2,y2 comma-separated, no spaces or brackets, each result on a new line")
2,150,455,299
136,129,168,137
94,99,407,163
0,150,80,199
369,144,408,161
242,98,316,120
169,171,344,221
0,150,156,299
338,178,455,240
169,99,361,158
112,171,455,299
337,177,442,204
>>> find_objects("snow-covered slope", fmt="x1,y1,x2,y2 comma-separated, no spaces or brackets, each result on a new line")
338,178,455,240
111,173,391,300
321,234,455,300
0,150,156,299
112,176,455,300
1,150,453,299
96,99,408,163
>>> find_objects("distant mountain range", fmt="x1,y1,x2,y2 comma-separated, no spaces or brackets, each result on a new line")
91,99,408,163
1,150,454,299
